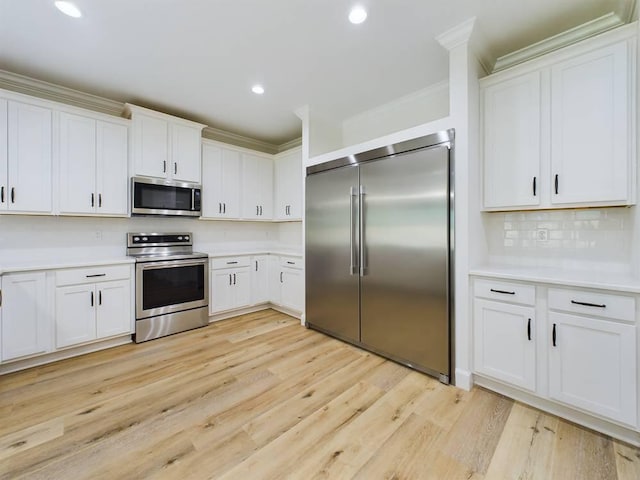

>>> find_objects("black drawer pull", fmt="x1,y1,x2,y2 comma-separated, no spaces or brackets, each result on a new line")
1,186,4,203
490,288,515,295
86,273,106,278
226,261,238,265
527,318,531,341
287,261,295,265
554,174,559,195
532,177,536,196
570,300,606,308
552,323,556,347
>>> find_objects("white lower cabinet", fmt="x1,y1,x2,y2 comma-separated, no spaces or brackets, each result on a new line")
474,298,536,392
271,256,304,313
55,266,132,349
1,271,51,361
250,255,269,305
473,277,638,431
210,257,251,314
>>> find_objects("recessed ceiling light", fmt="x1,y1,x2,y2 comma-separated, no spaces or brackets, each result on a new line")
348,5,367,24
55,1,82,18
251,85,265,95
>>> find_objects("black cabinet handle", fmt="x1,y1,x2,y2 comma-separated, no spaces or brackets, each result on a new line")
228,274,232,285
98,193,102,208
86,273,106,278
259,205,263,216
233,273,236,285
287,261,295,265
280,272,283,283
98,290,102,306
174,162,177,175
256,205,259,216
554,174,559,195
163,161,167,173
1,186,4,203
527,318,531,341
552,323,557,347
223,203,226,214
91,193,95,207
571,300,606,308
532,177,537,196
226,261,238,265
90,291,94,307
490,288,515,295
11,187,15,203
255,261,258,272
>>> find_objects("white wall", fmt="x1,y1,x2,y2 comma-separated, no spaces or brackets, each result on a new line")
0,215,278,261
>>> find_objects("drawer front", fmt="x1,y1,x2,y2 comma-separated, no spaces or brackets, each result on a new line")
474,279,535,306
211,256,251,270
548,288,635,322
56,264,131,286
280,256,303,269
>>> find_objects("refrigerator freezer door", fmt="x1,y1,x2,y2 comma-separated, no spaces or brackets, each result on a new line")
305,165,360,342
359,145,450,376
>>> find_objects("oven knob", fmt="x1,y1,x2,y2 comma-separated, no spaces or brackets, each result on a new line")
142,237,148,241
185,236,189,241
178,236,183,240
134,237,140,242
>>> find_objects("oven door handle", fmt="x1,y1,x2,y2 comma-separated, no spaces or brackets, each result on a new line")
138,259,208,270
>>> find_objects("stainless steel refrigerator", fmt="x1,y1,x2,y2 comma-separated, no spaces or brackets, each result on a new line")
305,130,453,383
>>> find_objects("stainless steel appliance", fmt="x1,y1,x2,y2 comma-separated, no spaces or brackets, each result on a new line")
128,232,209,342
305,129,454,383
131,176,201,217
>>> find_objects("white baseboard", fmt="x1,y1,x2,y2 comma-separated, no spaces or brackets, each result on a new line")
454,368,474,391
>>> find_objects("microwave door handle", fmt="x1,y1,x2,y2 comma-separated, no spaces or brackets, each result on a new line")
191,189,195,211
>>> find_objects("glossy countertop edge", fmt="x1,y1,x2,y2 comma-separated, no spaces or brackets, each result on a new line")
0,257,136,275
205,250,302,258
470,266,640,294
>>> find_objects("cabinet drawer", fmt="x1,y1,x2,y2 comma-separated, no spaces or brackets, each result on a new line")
211,256,251,270
56,264,130,286
280,256,302,269
548,288,635,322
474,279,535,306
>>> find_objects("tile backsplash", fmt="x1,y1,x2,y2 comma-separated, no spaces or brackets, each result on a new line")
484,207,632,271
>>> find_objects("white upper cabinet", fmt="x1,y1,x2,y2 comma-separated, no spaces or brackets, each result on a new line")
274,148,303,220
242,153,273,220
59,112,128,216
0,99,53,214
481,28,636,210
201,142,242,219
127,104,205,183
483,72,541,209
550,42,630,205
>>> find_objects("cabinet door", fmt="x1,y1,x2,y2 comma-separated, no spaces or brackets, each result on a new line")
1,272,49,361
210,270,234,314
281,267,304,312
7,101,53,213
548,312,636,426
59,112,97,214
268,256,282,305
96,280,131,338
0,99,9,211
96,120,128,215
233,268,251,310
201,144,224,218
483,72,541,209
241,154,261,219
550,42,630,205
473,299,536,392
56,284,96,348
275,150,302,220
221,148,241,218
133,113,168,178
258,156,274,219
171,123,201,183
250,256,269,305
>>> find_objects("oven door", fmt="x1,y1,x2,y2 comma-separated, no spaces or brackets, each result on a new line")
136,258,209,319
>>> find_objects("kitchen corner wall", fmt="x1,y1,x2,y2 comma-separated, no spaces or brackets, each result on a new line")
483,207,633,272
0,216,293,261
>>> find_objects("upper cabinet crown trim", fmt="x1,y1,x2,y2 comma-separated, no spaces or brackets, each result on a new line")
124,103,206,131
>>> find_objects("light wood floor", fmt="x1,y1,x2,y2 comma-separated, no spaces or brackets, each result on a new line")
1,310,639,480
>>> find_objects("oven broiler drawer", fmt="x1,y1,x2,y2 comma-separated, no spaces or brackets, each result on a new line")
56,264,131,287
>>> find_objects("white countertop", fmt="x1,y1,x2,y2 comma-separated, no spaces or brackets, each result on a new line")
470,265,640,293
0,256,135,275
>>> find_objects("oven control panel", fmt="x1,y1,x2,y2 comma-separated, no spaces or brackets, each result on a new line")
128,233,192,248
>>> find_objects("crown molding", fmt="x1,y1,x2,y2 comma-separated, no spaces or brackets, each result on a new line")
436,17,476,51
0,69,125,117
202,126,280,154
492,12,627,72
277,137,302,152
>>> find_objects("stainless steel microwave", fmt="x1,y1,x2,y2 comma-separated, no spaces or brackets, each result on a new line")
131,176,201,217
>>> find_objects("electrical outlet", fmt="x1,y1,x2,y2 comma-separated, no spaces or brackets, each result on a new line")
95,230,102,240
536,228,548,242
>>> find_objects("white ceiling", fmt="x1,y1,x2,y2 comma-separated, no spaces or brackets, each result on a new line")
0,0,633,145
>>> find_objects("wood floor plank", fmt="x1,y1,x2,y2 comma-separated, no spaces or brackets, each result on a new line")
0,310,634,480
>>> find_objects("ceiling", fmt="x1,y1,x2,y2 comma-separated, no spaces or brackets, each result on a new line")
0,0,634,146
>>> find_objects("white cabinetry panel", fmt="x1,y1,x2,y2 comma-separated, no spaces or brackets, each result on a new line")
242,153,273,220
59,112,96,214
56,284,96,348
202,143,241,219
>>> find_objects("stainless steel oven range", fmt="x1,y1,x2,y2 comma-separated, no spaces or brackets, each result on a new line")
127,232,209,342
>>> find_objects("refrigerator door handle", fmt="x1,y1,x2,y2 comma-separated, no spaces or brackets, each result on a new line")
359,185,367,276
350,186,358,275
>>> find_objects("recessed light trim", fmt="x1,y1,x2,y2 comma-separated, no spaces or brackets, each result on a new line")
55,1,82,18
251,85,265,95
348,5,367,24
